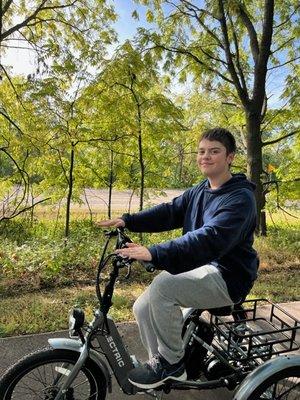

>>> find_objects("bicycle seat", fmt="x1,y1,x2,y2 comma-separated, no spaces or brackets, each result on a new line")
208,305,234,316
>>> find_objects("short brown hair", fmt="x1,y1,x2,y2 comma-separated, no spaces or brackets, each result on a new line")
199,128,236,154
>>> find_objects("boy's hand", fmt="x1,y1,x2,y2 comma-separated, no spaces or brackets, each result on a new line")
95,218,125,228
115,242,152,261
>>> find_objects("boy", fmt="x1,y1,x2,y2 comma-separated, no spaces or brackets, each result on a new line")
98,128,258,389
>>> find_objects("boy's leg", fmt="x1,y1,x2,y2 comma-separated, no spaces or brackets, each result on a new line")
128,264,233,388
148,264,233,364
133,286,158,358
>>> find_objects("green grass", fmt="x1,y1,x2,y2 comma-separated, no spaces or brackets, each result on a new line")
0,284,146,337
0,211,299,337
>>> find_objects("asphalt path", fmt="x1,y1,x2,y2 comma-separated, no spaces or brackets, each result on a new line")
0,303,299,400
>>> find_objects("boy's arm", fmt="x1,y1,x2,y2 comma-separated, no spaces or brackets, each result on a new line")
121,189,191,233
148,193,256,272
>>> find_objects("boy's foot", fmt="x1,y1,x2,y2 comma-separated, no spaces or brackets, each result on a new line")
128,354,187,389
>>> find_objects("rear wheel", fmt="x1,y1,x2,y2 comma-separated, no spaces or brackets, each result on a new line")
0,348,107,400
245,366,300,400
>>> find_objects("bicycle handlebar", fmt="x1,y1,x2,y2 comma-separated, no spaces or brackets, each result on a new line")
140,260,156,273
97,228,156,313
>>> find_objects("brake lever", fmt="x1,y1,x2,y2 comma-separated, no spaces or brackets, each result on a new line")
125,264,131,279
104,229,118,237
115,255,132,269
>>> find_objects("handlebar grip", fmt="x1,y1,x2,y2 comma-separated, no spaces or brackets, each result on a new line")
141,261,156,273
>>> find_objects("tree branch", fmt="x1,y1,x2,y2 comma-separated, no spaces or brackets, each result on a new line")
252,0,274,109
263,178,300,185
262,129,299,146
217,0,249,106
237,3,259,64
0,64,26,109
228,14,248,94
150,43,234,84
271,37,295,54
175,1,224,49
0,108,25,134
0,197,51,221
49,145,70,185
268,56,300,70
277,205,299,219
1,0,79,41
2,0,14,16
261,94,297,130
274,4,300,29
0,148,30,216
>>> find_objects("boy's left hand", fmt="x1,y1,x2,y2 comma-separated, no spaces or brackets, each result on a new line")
115,242,152,261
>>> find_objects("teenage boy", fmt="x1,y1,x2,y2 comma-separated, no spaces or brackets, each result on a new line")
98,128,258,389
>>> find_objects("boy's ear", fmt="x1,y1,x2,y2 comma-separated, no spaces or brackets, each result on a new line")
227,152,235,165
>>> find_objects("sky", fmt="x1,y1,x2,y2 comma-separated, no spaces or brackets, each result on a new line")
1,0,288,107
2,0,146,76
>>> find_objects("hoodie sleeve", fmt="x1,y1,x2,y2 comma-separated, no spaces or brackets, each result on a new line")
121,188,192,233
148,193,256,273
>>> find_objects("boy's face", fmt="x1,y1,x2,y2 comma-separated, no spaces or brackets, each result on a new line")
197,139,235,178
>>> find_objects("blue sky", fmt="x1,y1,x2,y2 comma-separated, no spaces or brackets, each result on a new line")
2,0,287,107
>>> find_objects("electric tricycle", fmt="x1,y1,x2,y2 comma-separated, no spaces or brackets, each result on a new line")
0,228,299,399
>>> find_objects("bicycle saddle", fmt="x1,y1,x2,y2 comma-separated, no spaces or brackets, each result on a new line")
208,305,234,316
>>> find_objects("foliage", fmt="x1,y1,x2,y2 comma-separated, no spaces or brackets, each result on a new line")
0,213,299,337
0,0,117,75
0,0,299,232
134,0,300,234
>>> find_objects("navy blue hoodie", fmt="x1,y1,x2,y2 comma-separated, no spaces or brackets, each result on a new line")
122,174,259,303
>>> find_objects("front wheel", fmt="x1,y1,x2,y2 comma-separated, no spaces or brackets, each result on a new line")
0,348,107,400
244,366,300,400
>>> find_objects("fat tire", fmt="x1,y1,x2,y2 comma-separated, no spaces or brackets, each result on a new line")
244,366,300,400
0,347,107,400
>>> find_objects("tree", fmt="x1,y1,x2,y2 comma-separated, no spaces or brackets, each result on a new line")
135,0,300,234
0,0,117,227
0,0,116,69
84,42,185,211
0,77,50,222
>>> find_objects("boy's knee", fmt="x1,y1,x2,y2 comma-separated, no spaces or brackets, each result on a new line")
133,292,148,320
150,271,174,298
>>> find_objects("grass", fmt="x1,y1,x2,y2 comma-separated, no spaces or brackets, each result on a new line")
0,209,299,337
0,283,146,337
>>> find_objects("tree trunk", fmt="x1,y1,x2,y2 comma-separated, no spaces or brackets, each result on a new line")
108,149,114,219
138,134,145,212
65,144,75,238
137,103,145,212
245,110,267,236
178,144,184,185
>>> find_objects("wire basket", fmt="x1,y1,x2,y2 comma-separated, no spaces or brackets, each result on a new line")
211,298,300,362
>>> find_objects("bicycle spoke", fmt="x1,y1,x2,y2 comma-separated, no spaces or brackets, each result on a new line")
276,379,300,400
258,376,300,400
12,381,44,399
72,378,89,388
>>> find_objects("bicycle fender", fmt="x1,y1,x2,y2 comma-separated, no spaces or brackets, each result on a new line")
233,354,300,400
48,338,112,393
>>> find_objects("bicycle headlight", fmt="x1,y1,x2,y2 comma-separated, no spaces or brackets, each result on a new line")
69,308,85,337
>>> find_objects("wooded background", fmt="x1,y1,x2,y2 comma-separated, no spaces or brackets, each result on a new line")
1,0,299,236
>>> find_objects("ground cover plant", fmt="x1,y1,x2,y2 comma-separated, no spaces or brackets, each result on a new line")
0,210,299,337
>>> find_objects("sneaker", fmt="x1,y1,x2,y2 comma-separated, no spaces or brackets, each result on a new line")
128,354,187,389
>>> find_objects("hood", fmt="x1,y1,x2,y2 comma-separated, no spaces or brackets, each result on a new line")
204,173,256,194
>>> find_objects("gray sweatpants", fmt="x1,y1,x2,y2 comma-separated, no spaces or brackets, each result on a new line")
133,264,233,365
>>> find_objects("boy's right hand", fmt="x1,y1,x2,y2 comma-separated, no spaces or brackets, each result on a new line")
95,218,125,228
